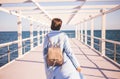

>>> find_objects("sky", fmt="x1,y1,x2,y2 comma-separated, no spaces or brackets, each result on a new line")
0,1,120,31
0,10,120,31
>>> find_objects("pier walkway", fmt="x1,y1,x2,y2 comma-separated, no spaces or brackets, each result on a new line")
0,39,120,79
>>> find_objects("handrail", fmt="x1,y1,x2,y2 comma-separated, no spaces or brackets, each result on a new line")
0,53,8,59
105,39,120,45
0,40,19,48
22,38,30,42
106,48,120,55
87,34,120,45
0,34,43,66
84,34,120,63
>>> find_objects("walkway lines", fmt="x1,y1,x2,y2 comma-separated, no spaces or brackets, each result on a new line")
0,46,46,79
70,39,120,79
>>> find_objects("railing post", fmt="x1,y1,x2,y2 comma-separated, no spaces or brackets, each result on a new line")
7,46,10,62
90,16,94,49
42,28,44,44
81,23,83,42
75,25,78,39
43,27,46,43
79,23,81,41
77,25,80,40
23,42,25,54
43,28,46,39
39,26,42,44
114,43,117,62
17,11,22,57
84,21,87,45
30,21,33,49
37,25,40,46
101,9,106,56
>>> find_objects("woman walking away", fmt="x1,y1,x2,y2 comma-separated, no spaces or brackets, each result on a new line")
43,18,84,79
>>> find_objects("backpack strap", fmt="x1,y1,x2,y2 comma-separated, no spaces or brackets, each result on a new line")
47,34,61,47
55,37,60,47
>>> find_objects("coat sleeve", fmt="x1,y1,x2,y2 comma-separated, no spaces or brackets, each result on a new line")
63,34,80,69
43,36,48,57
43,36,49,68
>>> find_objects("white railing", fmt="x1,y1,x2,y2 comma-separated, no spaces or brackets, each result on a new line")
1,31,119,66
0,40,19,62
0,34,44,66
86,34,120,63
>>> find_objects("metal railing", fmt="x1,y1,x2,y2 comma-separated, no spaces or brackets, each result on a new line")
0,34,44,67
0,31,120,66
0,40,19,60
0,31,72,67
84,34,120,63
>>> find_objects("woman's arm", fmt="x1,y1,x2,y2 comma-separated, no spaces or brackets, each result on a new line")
63,34,81,72
43,36,49,68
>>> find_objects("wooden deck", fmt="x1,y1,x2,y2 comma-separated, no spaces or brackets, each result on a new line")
0,39,120,79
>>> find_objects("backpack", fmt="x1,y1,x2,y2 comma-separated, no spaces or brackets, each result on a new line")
46,34,63,66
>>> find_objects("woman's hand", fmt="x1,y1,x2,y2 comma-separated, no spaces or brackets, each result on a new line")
76,66,82,72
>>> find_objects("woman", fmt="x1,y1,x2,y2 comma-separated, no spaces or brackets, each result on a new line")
43,18,82,79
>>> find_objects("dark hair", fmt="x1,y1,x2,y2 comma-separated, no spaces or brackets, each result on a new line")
51,18,62,30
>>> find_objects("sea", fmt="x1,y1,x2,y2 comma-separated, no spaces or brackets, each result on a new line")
0,30,120,67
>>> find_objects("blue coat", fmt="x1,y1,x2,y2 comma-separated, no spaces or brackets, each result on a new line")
43,31,82,79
